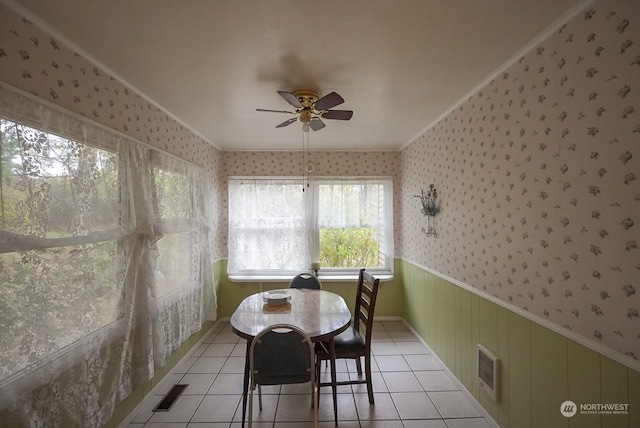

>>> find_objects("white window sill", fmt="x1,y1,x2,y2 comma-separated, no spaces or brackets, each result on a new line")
228,273,394,283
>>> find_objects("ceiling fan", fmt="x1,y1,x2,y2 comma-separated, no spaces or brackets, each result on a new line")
257,90,353,132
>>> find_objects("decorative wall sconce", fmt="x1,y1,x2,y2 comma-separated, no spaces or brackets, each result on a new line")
414,184,438,237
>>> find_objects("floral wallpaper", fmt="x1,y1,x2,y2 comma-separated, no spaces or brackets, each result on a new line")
0,3,225,258
400,0,639,362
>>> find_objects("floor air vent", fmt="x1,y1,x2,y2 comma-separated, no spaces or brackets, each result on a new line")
153,384,188,412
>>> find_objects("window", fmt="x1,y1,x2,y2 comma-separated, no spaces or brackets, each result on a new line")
152,157,198,296
228,177,393,278
0,84,213,426
0,118,122,380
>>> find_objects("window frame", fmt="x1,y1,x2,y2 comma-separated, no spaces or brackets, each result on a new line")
227,175,394,281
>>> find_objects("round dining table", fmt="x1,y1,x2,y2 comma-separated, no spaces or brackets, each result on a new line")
231,288,352,427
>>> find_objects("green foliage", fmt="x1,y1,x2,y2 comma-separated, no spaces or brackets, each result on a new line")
319,227,380,268
0,243,119,378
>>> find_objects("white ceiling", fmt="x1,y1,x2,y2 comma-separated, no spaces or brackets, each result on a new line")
5,0,587,151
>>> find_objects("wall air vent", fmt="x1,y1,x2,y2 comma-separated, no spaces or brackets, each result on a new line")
477,344,499,402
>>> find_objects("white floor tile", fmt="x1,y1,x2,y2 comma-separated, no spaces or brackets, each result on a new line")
374,355,411,371
275,393,317,422
428,391,481,418
390,391,441,419
212,332,241,343
230,423,270,428
202,343,235,357
179,373,217,395
403,420,448,428
403,354,442,371
389,330,419,341
278,384,311,396
382,371,424,392
381,321,408,331
317,391,359,422
236,393,279,423
444,418,493,428
187,357,226,374
143,423,188,428
174,357,198,374
344,357,379,373
371,330,393,342
318,370,353,393
220,356,246,374
350,371,388,394
317,358,348,373
188,423,232,428
353,392,400,420
396,341,430,354
190,394,241,423
359,421,404,428
414,370,459,391
371,342,401,355
207,373,245,395
190,343,209,357
202,333,218,344
231,343,247,357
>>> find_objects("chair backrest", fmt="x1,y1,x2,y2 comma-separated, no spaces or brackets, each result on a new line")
352,269,380,349
289,273,322,290
249,324,315,386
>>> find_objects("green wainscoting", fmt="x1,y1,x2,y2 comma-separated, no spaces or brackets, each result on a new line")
399,259,639,428
215,259,404,319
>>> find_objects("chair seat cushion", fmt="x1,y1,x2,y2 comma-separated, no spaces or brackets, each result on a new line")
333,327,365,349
316,326,366,360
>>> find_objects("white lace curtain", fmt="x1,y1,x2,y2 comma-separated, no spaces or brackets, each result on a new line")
0,84,216,427
227,177,310,274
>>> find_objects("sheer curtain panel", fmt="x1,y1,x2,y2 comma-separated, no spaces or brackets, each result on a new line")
0,84,216,427
228,178,311,275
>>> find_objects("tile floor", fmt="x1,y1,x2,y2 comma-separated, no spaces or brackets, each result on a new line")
125,320,496,428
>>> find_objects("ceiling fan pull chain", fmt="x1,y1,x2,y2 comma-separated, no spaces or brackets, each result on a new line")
301,130,306,191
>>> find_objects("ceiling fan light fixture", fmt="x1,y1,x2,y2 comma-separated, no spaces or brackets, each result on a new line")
257,89,352,132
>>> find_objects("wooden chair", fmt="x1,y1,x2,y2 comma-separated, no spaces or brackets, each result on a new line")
316,268,380,404
249,324,318,427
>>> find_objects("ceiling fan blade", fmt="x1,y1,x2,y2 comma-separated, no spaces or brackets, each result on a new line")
314,92,344,111
257,108,295,114
322,110,353,120
309,118,325,131
276,117,298,128
278,91,303,108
